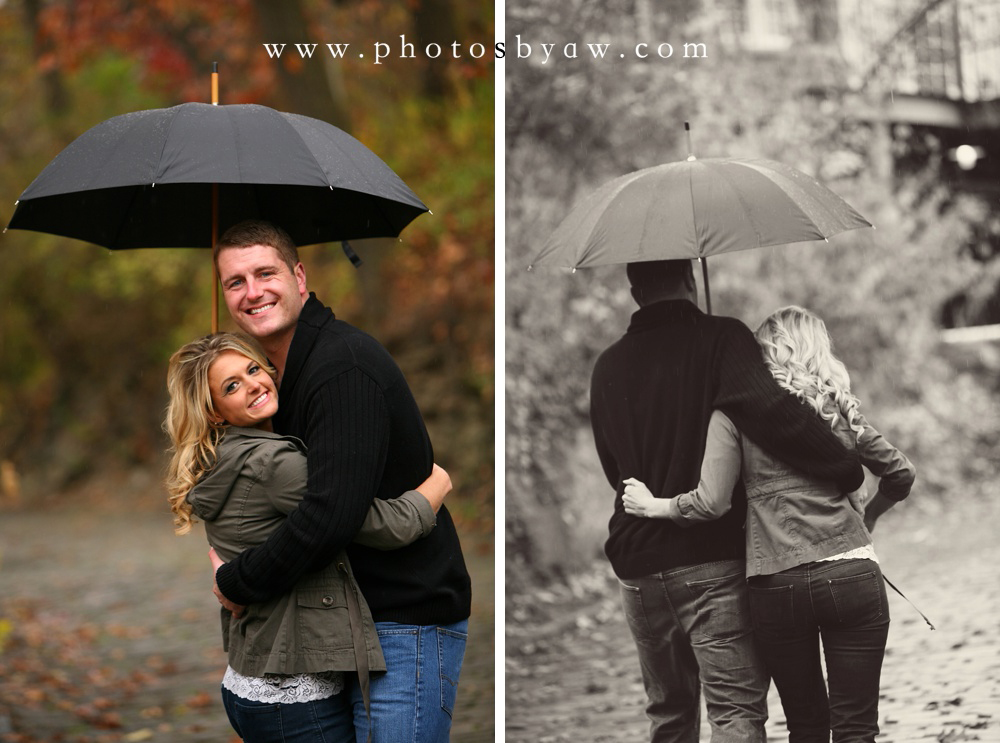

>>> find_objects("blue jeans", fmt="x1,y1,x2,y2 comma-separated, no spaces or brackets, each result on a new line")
748,559,890,743
221,685,354,742
349,620,468,743
618,559,769,743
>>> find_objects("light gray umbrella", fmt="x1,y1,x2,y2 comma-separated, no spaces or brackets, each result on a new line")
530,155,872,313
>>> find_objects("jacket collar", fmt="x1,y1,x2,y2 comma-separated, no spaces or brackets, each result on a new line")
279,293,335,397
626,299,703,334
222,425,287,442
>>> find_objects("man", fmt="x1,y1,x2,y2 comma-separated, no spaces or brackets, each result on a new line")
211,220,472,742
589,259,864,743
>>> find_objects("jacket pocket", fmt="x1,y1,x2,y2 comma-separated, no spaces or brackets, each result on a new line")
296,588,351,651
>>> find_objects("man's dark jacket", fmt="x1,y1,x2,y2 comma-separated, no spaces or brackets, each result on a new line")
590,299,864,580
216,294,472,625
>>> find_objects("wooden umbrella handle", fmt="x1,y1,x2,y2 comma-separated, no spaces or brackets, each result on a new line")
211,62,219,333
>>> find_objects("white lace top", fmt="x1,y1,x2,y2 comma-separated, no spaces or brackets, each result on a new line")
818,544,878,563
222,665,346,704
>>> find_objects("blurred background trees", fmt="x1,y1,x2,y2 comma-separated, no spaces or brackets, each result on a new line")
0,0,494,529
506,0,1000,591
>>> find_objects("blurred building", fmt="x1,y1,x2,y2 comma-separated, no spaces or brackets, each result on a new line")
708,0,1000,190
707,0,1000,326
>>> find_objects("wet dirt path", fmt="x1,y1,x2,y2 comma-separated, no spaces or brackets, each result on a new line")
506,493,1000,742
0,501,493,742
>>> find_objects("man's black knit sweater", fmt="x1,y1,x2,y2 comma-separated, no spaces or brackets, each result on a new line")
590,300,864,580
215,295,472,625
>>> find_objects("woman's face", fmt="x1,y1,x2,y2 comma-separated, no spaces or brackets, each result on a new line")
207,350,278,429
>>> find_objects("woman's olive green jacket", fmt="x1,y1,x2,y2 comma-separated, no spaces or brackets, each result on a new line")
186,426,436,677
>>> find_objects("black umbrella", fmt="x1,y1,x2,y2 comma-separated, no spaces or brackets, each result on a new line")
6,97,428,328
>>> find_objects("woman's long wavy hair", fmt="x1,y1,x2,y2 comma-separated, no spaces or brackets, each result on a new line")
163,333,277,534
754,306,864,440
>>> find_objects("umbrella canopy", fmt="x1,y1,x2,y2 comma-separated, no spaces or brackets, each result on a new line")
530,157,871,270
6,102,428,249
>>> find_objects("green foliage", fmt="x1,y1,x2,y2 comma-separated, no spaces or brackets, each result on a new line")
0,0,494,524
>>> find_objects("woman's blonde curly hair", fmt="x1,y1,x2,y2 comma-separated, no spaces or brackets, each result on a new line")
754,306,864,440
163,332,276,535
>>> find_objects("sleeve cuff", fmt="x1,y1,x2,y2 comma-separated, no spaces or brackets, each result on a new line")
667,497,693,527
400,490,437,536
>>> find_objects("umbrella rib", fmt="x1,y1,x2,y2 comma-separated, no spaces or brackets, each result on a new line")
107,185,145,249
686,162,702,257
634,174,658,263
284,114,410,240
687,161,704,260
740,161,868,239
705,161,765,250
152,105,187,184
104,106,189,249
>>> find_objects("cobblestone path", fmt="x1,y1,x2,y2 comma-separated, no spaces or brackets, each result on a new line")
0,498,493,742
507,494,1000,742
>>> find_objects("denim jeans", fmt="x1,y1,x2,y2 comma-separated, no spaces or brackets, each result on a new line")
618,559,769,743
221,685,354,742
348,619,468,743
748,559,890,743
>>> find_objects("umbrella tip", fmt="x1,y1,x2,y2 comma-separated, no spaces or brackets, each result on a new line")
571,267,577,274
871,224,877,230
428,210,434,215
527,264,533,272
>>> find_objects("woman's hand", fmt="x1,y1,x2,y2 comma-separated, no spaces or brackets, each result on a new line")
622,477,667,519
415,463,452,513
208,547,245,618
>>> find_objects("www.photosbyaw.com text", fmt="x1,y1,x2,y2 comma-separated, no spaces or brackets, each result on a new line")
261,35,709,64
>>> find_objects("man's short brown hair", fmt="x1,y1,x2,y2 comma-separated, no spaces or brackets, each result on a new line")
215,220,300,271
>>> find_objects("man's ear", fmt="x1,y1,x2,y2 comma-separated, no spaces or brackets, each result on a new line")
294,262,308,297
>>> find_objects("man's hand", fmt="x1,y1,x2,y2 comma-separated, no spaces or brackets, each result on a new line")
862,491,896,535
622,477,666,519
209,547,245,618
846,485,868,516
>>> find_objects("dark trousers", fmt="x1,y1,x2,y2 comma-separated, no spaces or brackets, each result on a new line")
618,559,769,743
748,559,890,743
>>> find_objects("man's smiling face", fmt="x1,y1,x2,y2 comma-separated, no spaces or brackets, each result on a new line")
217,244,307,344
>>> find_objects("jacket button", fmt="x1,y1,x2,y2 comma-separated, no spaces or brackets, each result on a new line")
322,596,334,607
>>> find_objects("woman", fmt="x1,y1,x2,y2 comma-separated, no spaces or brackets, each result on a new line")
622,306,915,743
164,332,450,743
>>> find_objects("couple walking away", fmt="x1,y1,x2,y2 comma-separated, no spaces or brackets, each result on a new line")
162,220,472,743
590,259,915,743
